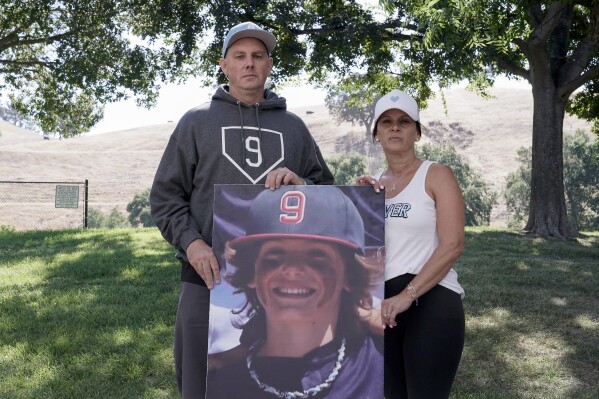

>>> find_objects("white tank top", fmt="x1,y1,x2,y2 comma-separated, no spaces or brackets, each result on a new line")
376,160,464,297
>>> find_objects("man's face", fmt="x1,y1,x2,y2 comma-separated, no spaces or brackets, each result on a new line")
219,37,273,98
249,239,349,323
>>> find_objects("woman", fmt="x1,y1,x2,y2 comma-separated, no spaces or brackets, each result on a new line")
356,89,466,398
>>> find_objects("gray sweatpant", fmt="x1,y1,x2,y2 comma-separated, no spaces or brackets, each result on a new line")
174,281,210,398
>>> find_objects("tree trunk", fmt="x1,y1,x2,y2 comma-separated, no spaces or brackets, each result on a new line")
525,84,579,239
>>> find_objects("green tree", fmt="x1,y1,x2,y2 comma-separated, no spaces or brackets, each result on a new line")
325,73,405,172
0,0,211,137
199,2,435,97
325,74,377,141
195,1,598,238
325,153,367,185
382,1,599,238
417,143,497,227
505,130,599,231
127,189,154,227
7,1,596,237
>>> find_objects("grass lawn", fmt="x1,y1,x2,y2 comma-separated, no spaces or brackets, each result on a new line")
0,227,597,398
0,228,179,398
454,229,598,399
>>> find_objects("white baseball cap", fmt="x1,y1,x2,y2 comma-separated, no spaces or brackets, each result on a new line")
222,22,277,57
372,90,420,131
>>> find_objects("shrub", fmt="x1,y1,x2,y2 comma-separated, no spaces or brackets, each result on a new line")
504,130,598,231
504,147,532,228
106,208,130,228
417,142,497,226
327,145,496,226
87,207,129,229
0,224,16,232
325,153,368,185
86,207,106,228
563,130,599,230
127,189,155,227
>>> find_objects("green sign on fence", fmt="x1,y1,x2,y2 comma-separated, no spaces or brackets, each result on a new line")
55,185,79,208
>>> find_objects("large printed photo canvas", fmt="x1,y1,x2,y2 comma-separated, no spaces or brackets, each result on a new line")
206,185,385,399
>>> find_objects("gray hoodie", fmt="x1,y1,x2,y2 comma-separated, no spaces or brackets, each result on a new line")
150,86,334,282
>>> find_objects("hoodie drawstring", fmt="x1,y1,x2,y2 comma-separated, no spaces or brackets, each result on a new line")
236,101,246,166
255,104,264,165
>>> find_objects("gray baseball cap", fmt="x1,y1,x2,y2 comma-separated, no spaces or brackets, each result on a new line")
228,185,365,255
222,22,277,57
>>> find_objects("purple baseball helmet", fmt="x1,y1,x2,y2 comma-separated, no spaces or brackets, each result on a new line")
228,185,365,255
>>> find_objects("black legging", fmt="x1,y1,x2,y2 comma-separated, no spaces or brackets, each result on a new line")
384,274,465,399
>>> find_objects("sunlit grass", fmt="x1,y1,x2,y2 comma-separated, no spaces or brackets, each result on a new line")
454,229,599,399
0,228,179,398
0,227,597,398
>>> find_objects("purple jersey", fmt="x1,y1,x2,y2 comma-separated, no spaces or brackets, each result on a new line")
207,334,383,399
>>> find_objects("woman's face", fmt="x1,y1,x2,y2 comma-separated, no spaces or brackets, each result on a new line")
375,108,420,152
249,238,348,323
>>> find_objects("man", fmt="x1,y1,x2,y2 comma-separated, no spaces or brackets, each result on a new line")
206,185,384,399
150,21,334,398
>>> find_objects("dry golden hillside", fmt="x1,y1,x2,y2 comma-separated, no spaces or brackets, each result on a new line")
0,87,592,229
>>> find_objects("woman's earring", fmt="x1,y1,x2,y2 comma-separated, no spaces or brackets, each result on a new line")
375,138,380,142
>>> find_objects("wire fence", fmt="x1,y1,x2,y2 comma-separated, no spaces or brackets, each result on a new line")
0,180,88,230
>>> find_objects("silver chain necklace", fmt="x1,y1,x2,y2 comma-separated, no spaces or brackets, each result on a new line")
386,158,419,191
246,338,347,399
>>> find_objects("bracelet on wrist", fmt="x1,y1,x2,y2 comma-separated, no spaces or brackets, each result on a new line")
406,282,419,306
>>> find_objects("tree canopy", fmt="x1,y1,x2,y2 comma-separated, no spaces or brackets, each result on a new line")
198,0,597,239
324,73,405,141
405,1,599,238
0,0,210,137
3,1,598,238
